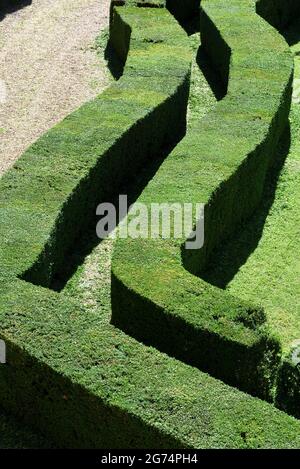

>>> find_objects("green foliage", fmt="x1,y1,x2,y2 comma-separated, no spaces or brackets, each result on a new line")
0,0,300,448
112,0,294,400
200,10,300,419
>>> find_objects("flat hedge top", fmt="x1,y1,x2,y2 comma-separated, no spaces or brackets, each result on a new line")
111,0,166,6
111,0,294,400
0,1,299,448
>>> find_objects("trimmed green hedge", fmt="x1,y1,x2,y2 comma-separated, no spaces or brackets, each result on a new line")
0,0,300,448
0,407,53,448
110,1,201,27
111,0,294,401
256,0,300,30
0,0,31,9
276,356,300,420
11,6,191,288
1,272,300,448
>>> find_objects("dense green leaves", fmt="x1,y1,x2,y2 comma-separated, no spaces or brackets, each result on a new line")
112,0,294,400
0,0,300,448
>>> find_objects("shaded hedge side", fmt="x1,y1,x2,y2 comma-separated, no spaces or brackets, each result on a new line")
276,358,300,419
0,0,299,448
11,6,191,288
111,0,294,400
256,0,300,30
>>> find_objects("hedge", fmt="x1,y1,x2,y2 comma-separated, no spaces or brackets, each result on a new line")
111,0,295,401
0,0,300,448
0,0,31,9
256,0,300,30
9,5,191,288
276,356,300,420
110,0,201,26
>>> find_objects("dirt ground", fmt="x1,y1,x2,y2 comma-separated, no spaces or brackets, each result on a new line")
0,0,111,175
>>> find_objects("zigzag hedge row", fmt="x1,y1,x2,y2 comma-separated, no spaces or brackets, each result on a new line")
112,0,294,401
0,0,299,447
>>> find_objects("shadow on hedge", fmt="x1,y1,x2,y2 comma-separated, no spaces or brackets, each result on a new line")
49,40,225,292
201,125,291,288
0,0,32,21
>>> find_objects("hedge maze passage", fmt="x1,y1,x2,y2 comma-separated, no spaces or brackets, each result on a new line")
0,0,300,448
0,407,53,448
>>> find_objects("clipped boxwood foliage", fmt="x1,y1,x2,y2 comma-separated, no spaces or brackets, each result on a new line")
1,272,300,448
0,0,29,9
256,0,300,30
7,5,191,288
0,0,300,448
276,356,300,420
111,0,295,401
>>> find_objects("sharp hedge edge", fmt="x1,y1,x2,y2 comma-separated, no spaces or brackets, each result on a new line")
111,0,295,401
0,0,300,448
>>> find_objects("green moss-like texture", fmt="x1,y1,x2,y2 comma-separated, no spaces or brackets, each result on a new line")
4,6,191,288
166,0,201,23
0,0,300,448
277,357,300,420
111,0,295,400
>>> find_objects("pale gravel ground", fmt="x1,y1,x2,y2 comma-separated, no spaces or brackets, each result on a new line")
0,0,111,175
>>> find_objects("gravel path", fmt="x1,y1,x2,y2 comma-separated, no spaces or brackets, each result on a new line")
0,0,111,175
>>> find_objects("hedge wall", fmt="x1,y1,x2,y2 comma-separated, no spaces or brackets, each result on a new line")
11,6,191,288
0,0,300,448
256,0,300,30
111,0,294,401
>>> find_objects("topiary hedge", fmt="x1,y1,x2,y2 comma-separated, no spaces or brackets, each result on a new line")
276,356,300,420
12,5,191,289
1,272,300,448
111,0,295,401
256,0,300,30
0,0,300,448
